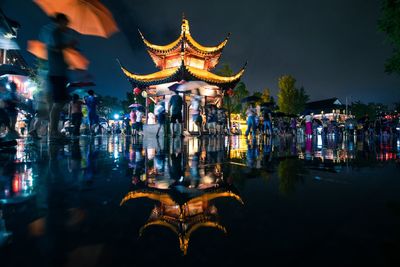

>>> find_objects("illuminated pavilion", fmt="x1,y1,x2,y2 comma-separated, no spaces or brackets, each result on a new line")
119,16,246,132
120,180,243,255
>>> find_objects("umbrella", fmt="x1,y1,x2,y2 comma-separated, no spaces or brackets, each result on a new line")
175,81,209,92
69,88,87,97
67,81,96,88
241,95,261,104
33,0,119,38
0,64,29,76
156,88,174,96
168,82,180,92
271,111,286,117
198,86,220,97
129,103,143,108
27,40,89,70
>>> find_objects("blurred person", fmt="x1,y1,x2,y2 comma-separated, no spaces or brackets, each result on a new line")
135,108,144,136
41,13,77,140
304,112,313,137
190,91,202,136
154,101,166,138
245,104,257,137
206,105,217,136
262,107,272,136
129,108,137,135
4,81,19,135
84,89,99,135
217,108,227,135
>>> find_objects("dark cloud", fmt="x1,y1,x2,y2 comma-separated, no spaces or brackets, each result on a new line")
1,0,399,104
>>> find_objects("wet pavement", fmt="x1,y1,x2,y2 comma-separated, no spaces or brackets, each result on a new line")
0,134,400,267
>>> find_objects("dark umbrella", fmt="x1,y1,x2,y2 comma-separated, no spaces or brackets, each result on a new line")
241,95,261,104
260,102,273,107
67,81,96,88
168,83,180,92
271,111,286,117
0,64,28,76
129,103,143,108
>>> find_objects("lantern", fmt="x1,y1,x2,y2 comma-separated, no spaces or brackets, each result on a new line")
133,87,141,96
141,90,148,98
226,88,234,96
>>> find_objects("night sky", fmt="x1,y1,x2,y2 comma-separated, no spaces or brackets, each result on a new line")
1,0,399,105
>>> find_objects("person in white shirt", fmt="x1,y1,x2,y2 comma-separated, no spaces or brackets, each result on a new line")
154,101,166,138
190,91,202,136
135,109,143,135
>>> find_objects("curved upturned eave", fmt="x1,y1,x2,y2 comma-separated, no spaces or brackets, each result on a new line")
185,64,245,85
138,20,229,56
120,190,178,206
184,33,229,54
139,29,183,54
120,65,180,83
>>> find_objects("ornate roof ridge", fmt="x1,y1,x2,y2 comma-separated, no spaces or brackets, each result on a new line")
138,18,229,55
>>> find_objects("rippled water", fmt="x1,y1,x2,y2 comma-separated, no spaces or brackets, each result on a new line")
0,135,399,266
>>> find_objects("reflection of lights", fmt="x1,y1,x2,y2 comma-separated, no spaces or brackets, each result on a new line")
200,175,215,185
317,135,322,149
317,126,323,134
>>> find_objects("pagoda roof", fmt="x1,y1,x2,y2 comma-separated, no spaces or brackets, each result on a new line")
120,183,243,207
139,206,227,255
120,61,246,89
138,18,230,56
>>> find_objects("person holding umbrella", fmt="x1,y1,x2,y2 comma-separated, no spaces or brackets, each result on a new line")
40,13,77,140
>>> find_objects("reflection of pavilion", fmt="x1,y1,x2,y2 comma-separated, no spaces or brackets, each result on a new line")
119,16,245,133
121,179,243,255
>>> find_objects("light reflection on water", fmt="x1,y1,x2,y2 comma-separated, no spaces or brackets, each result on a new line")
0,135,399,264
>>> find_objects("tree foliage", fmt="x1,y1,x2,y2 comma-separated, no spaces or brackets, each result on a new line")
277,75,309,114
378,0,400,74
350,101,388,120
216,64,249,114
97,95,122,118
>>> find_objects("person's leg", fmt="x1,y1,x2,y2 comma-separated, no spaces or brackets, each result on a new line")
170,122,175,137
49,102,64,137
252,117,257,137
245,118,251,137
196,122,202,136
179,114,183,137
156,123,161,137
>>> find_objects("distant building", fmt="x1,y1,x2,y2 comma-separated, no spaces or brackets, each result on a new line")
0,8,33,100
305,97,351,121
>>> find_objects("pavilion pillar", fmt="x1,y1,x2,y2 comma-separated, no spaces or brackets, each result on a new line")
145,95,148,124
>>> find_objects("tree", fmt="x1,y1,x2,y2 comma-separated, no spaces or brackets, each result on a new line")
394,101,400,112
122,91,145,113
378,0,400,74
216,63,249,114
97,95,122,118
350,101,388,120
277,75,309,114
260,88,272,103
